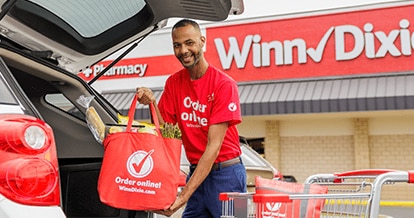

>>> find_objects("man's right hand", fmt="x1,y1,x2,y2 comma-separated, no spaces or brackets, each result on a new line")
136,87,155,105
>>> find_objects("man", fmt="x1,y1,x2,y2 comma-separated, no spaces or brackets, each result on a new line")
137,19,246,218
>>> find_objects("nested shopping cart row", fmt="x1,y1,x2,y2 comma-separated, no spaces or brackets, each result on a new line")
220,169,414,218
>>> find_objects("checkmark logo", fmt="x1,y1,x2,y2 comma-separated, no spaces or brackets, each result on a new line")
127,149,155,178
228,102,237,112
132,149,154,173
307,26,334,62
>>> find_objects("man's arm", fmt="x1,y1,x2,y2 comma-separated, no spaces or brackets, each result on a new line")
161,122,228,216
136,87,165,125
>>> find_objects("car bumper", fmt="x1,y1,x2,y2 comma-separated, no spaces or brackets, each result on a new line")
0,195,66,218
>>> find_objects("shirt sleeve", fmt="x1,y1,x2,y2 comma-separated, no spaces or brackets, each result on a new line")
158,77,177,124
209,80,242,127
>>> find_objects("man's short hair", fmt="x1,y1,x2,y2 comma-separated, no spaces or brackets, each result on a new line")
172,19,200,32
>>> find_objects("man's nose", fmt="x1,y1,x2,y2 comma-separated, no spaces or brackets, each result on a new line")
178,45,189,54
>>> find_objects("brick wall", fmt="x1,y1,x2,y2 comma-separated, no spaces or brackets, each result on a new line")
354,118,370,169
263,118,414,201
370,135,414,201
264,121,281,170
277,135,354,182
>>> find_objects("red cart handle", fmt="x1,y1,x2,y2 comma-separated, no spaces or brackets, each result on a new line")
409,171,414,183
219,192,252,201
253,194,292,203
334,169,397,177
332,169,398,183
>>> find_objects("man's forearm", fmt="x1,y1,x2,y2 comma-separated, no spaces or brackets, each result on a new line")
151,101,165,125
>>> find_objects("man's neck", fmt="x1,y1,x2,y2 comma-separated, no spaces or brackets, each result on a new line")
188,60,209,80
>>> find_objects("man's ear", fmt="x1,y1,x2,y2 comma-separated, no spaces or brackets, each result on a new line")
200,36,206,45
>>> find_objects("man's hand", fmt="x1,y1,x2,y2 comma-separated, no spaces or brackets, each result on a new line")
135,87,166,125
154,195,186,217
136,87,155,105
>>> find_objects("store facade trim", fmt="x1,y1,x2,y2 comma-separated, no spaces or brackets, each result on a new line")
102,72,414,119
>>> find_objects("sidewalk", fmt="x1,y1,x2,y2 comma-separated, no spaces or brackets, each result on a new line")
379,202,414,218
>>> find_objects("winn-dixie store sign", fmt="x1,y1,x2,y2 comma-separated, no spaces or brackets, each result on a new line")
79,4,414,82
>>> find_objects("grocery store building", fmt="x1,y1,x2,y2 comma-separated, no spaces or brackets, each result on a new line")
83,2,414,200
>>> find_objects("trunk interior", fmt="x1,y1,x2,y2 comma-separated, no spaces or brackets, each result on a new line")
0,47,150,218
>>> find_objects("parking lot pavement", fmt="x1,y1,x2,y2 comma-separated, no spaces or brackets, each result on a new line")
380,206,414,218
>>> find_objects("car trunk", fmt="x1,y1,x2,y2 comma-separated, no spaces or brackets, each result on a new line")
0,47,148,217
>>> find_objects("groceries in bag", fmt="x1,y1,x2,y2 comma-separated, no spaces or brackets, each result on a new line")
97,94,182,210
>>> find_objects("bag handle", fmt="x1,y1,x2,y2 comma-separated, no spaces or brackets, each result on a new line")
126,93,161,136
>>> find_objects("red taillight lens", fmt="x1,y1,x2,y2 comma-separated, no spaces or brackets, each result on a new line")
7,158,58,198
0,116,50,154
0,114,60,206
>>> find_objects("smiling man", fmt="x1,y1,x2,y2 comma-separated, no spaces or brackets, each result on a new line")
137,19,246,218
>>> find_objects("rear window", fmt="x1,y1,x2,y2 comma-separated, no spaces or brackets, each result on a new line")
10,0,152,54
29,0,146,37
241,145,268,167
45,93,84,120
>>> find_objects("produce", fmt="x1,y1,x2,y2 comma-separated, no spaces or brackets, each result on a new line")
109,115,181,139
161,123,181,139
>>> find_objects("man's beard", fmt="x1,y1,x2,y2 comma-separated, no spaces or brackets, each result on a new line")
179,50,202,69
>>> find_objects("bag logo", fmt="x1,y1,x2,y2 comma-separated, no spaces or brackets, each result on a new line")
127,149,154,178
262,202,286,218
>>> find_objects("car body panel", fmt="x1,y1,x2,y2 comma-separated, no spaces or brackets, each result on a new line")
0,195,65,218
240,140,281,191
0,104,23,113
245,168,276,189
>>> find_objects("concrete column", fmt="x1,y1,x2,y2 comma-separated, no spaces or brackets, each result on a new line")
264,120,281,170
353,118,371,169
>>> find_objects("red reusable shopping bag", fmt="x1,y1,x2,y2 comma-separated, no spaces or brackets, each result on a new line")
98,94,182,211
255,176,328,218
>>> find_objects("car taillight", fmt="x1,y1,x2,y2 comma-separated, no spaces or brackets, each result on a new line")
0,114,60,206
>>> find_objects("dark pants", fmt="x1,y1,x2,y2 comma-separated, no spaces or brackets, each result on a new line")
182,162,247,218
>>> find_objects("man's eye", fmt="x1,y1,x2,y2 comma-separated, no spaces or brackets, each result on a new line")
186,42,194,46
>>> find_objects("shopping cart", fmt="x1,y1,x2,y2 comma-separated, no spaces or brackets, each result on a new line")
220,169,414,218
